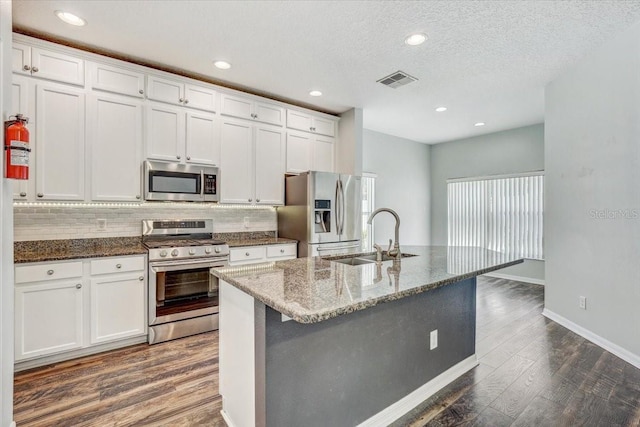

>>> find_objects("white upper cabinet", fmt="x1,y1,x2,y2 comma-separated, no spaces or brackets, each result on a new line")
35,82,86,201
286,130,335,174
88,93,143,202
312,135,335,173
90,62,145,98
147,75,216,112
220,93,284,126
13,42,85,86
286,109,336,137
220,118,285,205
146,103,219,166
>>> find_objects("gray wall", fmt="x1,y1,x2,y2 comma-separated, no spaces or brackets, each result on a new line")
362,129,431,245
429,124,545,282
545,21,640,360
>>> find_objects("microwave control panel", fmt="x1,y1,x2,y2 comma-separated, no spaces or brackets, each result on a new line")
204,174,217,195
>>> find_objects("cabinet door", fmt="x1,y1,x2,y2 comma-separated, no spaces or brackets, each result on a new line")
12,42,30,76
312,116,336,137
91,62,145,98
312,136,335,173
220,94,253,120
220,119,253,204
11,75,31,200
31,47,85,86
146,103,185,162
185,111,220,166
15,281,84,361
254,126,285,205
286,109,312,132
184,83,216,112
286,130,311,174
254,101,284,126
35,83,85,200
147,75,183,106
90,273,146,344
88,94,143,201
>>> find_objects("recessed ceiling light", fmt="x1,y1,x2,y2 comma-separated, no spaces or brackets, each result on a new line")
405,33,427,46
435,107,447,112
309,90,322,97
55,10,86,26
474,122,486,127
213,60,231,70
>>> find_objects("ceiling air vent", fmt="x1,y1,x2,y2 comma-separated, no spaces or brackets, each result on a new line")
377,70,417,89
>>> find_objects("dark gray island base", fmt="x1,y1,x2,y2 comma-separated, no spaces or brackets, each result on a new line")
214,246,522,427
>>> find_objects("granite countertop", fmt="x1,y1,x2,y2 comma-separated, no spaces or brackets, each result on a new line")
14,237,147,263
212,245,523,324
226,237,297,248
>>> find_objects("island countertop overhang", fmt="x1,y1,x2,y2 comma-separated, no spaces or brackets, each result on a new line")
212,245,523,324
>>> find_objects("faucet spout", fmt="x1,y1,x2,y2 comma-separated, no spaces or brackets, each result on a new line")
367,208,401,260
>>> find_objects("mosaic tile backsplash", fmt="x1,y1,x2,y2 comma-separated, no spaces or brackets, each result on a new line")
13,203,277,241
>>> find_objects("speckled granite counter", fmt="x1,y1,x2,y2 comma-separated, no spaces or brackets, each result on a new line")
213,245,522,324
14,237,147,263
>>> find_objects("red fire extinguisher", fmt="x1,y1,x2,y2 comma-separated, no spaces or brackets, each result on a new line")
4,114,31,180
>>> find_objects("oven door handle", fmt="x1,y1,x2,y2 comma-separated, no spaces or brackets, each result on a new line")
150,259,227,272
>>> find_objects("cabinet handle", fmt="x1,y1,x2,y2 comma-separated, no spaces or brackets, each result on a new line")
31,66,39,73
19,192,26,197
248,198,252,202
256,198,260,202
184,99,189,105
176,155,181,160
310,127,313,131
245,252,250,256
22,65,30,71
186,156,191,160
76,284,82,289
136,195,141,199
47,269,54,275
139,89,144,95
116,263,122,269
139,276,144,281
37,193,43,198
280,249,285,253
179,98,184,103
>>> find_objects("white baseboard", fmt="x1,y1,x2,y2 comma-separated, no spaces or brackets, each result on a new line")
482,272,545,286
220,409,236,427
543,309,640,369
357,355,478,427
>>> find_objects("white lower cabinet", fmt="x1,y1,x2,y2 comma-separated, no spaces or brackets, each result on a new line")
14,255,147,363
228,243,297,266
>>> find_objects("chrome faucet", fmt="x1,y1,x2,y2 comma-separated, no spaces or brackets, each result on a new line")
367,208,401,261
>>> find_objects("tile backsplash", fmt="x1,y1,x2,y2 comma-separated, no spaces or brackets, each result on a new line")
13,203,277,241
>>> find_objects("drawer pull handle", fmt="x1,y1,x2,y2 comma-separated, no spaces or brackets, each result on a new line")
139,276,144,281
47,269,54,275
116,264,122,269
76,284,82,289
280,249,285,253
246,252,250,256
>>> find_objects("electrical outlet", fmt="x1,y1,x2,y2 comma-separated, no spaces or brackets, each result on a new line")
97,218,107,230
430,329,438,350
579,296,587,310
243,217,250,229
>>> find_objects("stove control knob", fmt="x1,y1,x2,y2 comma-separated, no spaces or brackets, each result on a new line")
214,247,221,254
171,249,179,257
205,248,212,254
159,250,168,258
189,249,196,255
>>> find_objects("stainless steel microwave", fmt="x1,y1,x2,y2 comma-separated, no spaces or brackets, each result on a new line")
144,161,219,202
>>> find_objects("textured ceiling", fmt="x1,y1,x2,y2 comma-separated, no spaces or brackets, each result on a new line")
12,0,640,144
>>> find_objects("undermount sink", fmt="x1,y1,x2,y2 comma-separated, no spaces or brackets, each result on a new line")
324,252,418,266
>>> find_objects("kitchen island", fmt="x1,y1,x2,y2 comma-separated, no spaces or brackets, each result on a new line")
212,246,522,427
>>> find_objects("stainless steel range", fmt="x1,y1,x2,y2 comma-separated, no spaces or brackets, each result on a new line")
142,219,229,344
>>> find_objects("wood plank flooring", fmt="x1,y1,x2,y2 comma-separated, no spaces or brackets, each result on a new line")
13,277,640,426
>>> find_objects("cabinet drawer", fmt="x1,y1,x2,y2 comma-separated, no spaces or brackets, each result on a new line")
15,261,83,284
266,244,297,259
229,247,266,263
90,256,145,276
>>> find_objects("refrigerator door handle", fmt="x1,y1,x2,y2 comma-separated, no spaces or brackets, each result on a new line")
339,179,345,235
335,179,343,235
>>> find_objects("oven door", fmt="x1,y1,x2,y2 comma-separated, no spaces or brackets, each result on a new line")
149,258,226,326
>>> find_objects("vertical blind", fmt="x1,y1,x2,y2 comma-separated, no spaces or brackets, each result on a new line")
447,173,544,260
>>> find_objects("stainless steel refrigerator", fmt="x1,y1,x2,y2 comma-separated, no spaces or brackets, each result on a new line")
278,171,362,257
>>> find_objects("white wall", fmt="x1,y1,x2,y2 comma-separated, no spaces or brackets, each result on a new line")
1,1,15,425
545,20,640,365
362,129,430,245
429,124,545,283
337,108,363,175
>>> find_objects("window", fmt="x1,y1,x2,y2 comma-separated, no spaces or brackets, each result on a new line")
447,172,544,260
361,173,377,251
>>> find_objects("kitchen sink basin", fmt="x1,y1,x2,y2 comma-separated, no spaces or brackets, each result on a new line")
324,252,418,266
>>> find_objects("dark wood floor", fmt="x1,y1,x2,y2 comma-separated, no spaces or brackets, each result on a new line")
14,277,640,426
